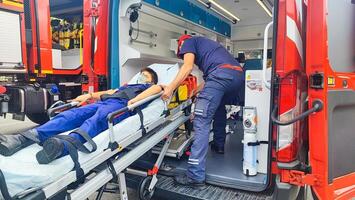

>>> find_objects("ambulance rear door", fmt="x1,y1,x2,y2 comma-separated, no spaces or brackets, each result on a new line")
306,0,355,199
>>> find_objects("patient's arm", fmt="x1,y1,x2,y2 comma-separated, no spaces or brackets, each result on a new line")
74,89,118,106
91,89,117,100
128,85,162,105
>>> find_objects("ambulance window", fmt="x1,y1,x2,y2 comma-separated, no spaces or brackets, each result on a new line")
327,0,355,72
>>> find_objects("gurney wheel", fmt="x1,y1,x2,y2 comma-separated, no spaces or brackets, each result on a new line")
138,176,155,200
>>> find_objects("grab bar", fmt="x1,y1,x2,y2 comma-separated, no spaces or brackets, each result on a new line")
130,39,156,48
263,21,273,90
130,27,157,38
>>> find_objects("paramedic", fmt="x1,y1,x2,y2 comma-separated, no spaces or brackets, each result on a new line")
0,68,161,163
162,35,245,187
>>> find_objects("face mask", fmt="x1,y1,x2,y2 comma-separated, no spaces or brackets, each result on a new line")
137,73,148,84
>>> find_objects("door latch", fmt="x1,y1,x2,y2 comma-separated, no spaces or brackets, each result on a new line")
310,72,324,89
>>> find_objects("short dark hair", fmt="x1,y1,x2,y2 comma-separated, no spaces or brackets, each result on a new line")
141,67,158,84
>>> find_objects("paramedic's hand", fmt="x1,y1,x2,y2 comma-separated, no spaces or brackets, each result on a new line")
73,94,92,106
161,85,174,101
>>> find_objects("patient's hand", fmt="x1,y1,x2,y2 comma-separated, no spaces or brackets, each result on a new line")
73,94,92,106
127,99,135,106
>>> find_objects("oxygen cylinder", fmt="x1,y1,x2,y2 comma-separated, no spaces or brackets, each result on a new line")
242,132,258,176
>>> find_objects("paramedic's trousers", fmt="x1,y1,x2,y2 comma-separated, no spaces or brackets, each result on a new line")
36,98,131,151
187,66,245,182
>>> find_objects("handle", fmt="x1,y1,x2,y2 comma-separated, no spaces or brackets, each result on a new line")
263,21,273,90
47,101,79,118
271,99,323,126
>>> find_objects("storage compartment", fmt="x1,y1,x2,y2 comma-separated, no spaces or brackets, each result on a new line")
0,10,23,69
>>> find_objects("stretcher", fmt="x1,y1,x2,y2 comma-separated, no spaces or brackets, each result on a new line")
0,64,193,200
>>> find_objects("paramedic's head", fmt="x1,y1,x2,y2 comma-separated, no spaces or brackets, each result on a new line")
139,68,158,84
177,34,192,59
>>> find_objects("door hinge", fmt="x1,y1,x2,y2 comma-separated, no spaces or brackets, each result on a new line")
282,170,320,186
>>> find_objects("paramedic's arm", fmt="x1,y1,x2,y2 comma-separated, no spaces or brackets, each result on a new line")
74,89,117,105
161,53,195,101
128,85,162,105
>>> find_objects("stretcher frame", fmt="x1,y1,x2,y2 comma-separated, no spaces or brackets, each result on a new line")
0,93,192,200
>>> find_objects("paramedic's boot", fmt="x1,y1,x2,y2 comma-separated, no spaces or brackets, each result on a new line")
36,137,64,164
210,142,224,154
174,174,206,189
0,132,35,156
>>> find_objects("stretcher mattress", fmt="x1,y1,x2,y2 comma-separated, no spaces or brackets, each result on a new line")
0,97,165,197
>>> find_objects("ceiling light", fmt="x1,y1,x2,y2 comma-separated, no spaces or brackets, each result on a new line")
256,0,272,17
210,7,237,24
208,0,240,21
196,0,238,24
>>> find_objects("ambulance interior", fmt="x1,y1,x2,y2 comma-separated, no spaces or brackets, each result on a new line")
117,0,275,192
49,0,83,70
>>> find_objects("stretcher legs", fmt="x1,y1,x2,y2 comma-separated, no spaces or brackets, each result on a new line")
118,173,128,200
138,133,174,200
149,133,174,191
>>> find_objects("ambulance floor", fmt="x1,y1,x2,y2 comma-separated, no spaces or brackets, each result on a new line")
163,123,267,191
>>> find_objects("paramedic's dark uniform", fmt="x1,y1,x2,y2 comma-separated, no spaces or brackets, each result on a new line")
178,36,245,182
36,84,152,157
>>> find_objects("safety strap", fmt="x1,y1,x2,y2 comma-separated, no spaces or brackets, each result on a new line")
0,170,12,200
135,108,146,135
173,90,181,104
107,159,118,183
53,129,97,180
64,140,85,181
54,129,97,153
247,141,269,146
74,129,97,152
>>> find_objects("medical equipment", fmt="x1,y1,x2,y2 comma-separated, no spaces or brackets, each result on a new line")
242,69,271,175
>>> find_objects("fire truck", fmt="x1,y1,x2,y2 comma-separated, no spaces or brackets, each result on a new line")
0,0,108,124
0,0,354,199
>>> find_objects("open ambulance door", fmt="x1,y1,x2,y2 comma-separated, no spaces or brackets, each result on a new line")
305,0,355,199
272,0,309,198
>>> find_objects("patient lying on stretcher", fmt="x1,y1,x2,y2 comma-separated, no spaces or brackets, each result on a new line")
0,68,162,164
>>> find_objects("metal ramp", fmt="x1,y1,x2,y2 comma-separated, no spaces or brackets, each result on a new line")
154,176,273,200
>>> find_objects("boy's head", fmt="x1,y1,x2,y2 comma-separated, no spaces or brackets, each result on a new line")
139,68,158,84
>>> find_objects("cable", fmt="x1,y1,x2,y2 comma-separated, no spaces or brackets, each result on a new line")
129,19,140,41
128,5,141,41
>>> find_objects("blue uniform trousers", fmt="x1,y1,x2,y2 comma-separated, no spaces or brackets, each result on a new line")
187,67,244,181
36,98,131,156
